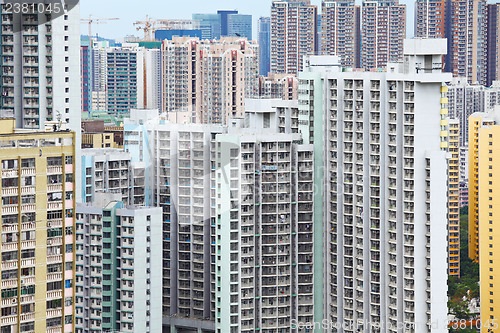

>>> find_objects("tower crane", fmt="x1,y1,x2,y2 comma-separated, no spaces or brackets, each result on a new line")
134,16,156,41
134,18,200,41
81,15,120,43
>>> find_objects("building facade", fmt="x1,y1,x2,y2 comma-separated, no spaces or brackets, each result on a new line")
259,74,299,100
75,196,162,333
486,3,500,87
227,14,252,40
81,42,91,114
215,133,315,331
467,110,500,330
106,46,145,117
0,2,81,133
81,149,133,205
447,118,461,276
161,37,259,124
299,39,451,331
414,0,447,39
416,0,488,84
321,0,360,68
258,17,271,76
192,14,221,40
270,0,318,74
0,117,76,333
360,0,406,70
468,112,500,262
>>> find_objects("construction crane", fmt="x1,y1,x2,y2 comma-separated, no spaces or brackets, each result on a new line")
134,18,201,41
134,16,156,42
81,15,120,43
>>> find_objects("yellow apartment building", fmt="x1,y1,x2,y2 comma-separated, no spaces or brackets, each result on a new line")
0,117,76,333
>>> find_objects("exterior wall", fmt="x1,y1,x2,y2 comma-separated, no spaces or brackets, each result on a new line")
106,47,144,117
227,14,252,40
161,37,259,124
468,113,494,262
478,125,500,331
75,201,162,333
258,17,271,76
486,4,500,87
144,49,162,110
299,43,451,332
81,44,91,114
191,14,221,40
75,204,108,333
80,149,133,205
0,127,76,333
148,124,223,320
321,0,359,68
448,0,487,84
360,0,406,70
215,134,315,332
259,74,298,100
271,0,317,74
447,118,460,276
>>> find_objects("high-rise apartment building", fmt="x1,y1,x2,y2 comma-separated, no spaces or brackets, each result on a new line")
299,39,451,331
447,118,461,276
0,116,76,333
81,149,134,205
243,99,300,134
445,78,500,186
123,104,305,332
161,37,259,124
123,111,224,325
416,0,487,84
468,112,500,330
270,0,318,74
486,3,500,87
90,42,109,111
0,2,81,198
468,111,500,262
360,0,406,70
144,48,162,110
258,74,299,100
446,78,484,148
0,3,81,132
449,0,487,84
258,17,271,76
81,42,91,114
321,0,360,68
414,0,447,39
75,195,162,333
106,45,145,117
215,133,315,331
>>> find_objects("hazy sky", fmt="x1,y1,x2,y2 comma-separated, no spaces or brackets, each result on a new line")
80,0,416,41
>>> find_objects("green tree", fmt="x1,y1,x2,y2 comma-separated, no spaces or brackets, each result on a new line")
448,205,480,330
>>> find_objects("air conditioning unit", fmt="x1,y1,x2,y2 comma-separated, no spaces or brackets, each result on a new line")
47,240,52,245
47,221,52,227
20,279,25,284
11,298,16,304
